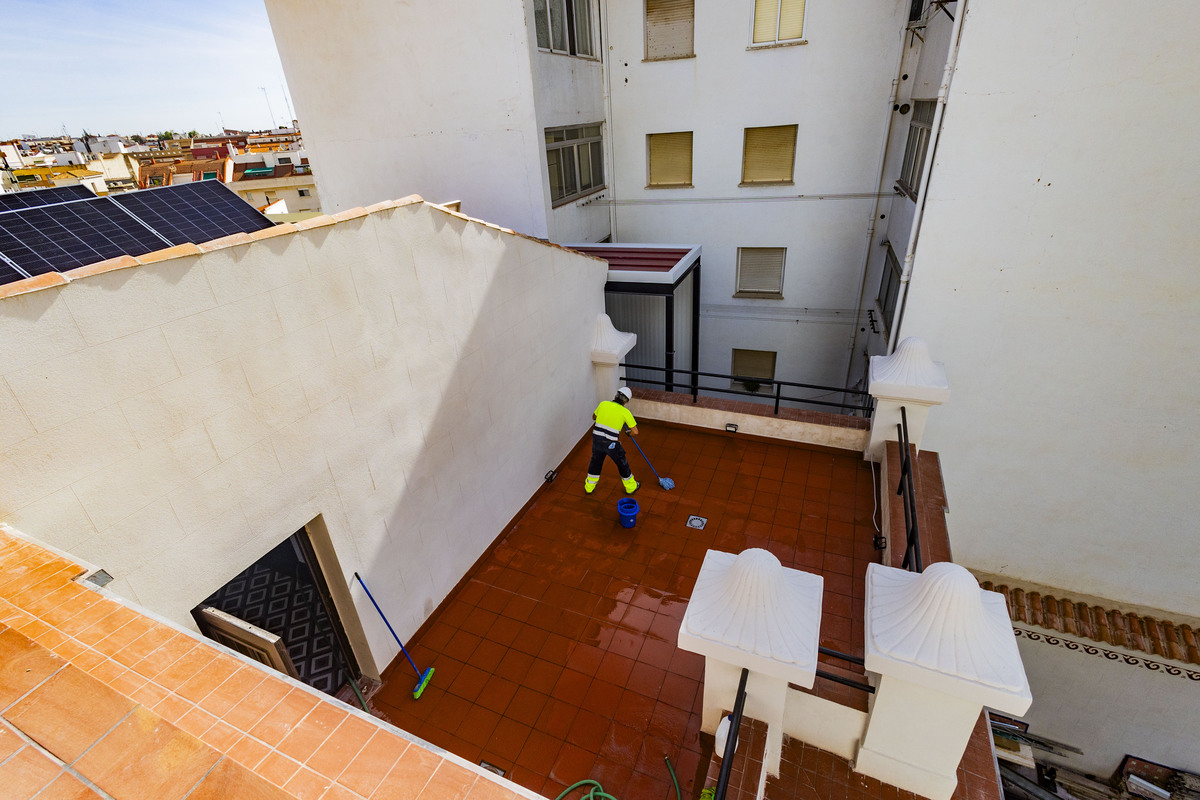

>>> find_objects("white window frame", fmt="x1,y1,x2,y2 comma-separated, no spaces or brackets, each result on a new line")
735,247,786,298
546,123,605,206
535,0,596,58
749,0,807,47
298,188,311,197
877,246,903,333
898,100,936,199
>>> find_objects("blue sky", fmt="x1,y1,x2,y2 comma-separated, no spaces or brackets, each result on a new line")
0,0,292,138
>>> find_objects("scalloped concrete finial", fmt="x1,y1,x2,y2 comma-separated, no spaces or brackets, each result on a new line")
591,313,636,364
864,562,1031,712
680,549,823,680
868,337,949,403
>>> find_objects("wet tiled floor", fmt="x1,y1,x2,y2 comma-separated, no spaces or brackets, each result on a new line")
373,422,880,800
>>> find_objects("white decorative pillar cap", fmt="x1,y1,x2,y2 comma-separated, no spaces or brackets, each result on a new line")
864,562,1032,714
869,337,950,404
678,549,823,688
591,313,636,366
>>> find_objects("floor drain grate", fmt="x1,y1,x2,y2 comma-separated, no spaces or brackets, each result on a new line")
686,515,708,529
479,760,506,777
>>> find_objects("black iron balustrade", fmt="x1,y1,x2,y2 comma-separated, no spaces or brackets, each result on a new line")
897,406,924,573
816,647,875,694
620,363,874,417
713,668,750,800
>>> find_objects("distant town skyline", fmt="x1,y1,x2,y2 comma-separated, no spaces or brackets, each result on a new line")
0,0,293,139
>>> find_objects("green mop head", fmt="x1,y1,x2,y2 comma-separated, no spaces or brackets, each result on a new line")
412,667,435,700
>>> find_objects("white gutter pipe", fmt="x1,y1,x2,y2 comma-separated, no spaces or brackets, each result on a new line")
844,21,910,388
600,0,618,242
888,0,968,353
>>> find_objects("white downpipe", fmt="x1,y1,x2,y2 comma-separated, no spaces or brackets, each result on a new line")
600,0,618,242
844,23,910,388
888,0,968,353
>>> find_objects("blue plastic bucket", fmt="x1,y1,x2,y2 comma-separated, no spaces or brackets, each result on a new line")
617,498,639,528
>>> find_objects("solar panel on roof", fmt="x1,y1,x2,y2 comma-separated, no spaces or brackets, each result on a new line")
0,180,277,286
0,198,171,278
0,185,96,212
111,180,274,246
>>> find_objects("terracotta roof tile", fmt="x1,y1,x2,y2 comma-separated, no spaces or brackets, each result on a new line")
978,578,1199,665
0,527,538,800
5,664,137,763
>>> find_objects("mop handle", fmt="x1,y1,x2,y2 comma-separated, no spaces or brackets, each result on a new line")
627,432,663,482
353,572,422,677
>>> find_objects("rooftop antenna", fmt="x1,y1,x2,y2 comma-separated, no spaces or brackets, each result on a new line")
280,83,294,127
259,87,276,130
217,111,226,132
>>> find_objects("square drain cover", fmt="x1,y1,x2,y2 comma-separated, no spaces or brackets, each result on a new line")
686,515,708,529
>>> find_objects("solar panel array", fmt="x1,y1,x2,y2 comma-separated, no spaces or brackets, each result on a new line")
112,181,276,246
0,184,96,212
0,181,276,286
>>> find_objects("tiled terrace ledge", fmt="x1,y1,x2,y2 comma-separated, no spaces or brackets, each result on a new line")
0,525,544,800
628,389,870,452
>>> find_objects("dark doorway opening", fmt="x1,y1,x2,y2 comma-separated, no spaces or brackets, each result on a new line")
192,528,360,696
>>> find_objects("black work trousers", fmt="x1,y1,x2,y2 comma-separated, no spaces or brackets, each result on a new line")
588,434,632,478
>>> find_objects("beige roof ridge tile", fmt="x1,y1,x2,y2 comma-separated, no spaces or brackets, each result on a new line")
199,232,256,252
0,271,70,299
249,223,300,241
135,242,204,266
293,214,337,231
365,199,402,213
331,207,369,222
62,254,141,280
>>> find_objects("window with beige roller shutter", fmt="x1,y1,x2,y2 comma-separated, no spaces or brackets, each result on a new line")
647,131,694,187
735,247,785,297
731,348,777,393
741,125,797,185
753,0,806,44
645,0,695,60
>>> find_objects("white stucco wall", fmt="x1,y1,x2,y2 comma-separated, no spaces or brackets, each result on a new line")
0,200,607,673
897,2,1200,616
264,0,550,238
604,0,907,388
1014,629,1200,774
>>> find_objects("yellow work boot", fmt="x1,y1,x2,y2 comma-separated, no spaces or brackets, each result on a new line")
622,474,639,494
584,475,599,494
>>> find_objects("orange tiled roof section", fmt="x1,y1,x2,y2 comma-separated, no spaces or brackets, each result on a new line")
978,579,1200,665
0,528,529,800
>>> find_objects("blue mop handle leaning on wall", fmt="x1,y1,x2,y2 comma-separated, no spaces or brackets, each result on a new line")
353,572,434,700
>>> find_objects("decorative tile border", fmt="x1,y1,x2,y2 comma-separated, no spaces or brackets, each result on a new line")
1013,626,1200,682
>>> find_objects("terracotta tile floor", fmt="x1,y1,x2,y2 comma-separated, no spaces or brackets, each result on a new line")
374,423,880,800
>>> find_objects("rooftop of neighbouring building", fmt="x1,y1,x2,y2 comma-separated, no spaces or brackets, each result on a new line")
0,526,541,800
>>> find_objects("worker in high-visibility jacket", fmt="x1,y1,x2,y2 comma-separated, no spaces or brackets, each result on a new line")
585,386,640,495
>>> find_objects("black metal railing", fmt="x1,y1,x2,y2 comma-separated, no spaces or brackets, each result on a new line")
714,668,750,800
897,406,924,573
816,647,875,694
621,363,874,417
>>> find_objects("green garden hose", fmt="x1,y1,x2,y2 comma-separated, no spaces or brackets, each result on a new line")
554,756,682,800
664,755,682,800
555,780,620,800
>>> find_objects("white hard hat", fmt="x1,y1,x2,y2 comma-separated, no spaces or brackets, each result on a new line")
617,386,633,400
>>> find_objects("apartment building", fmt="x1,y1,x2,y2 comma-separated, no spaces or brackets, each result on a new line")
266,0,907,391
230,150,321,213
